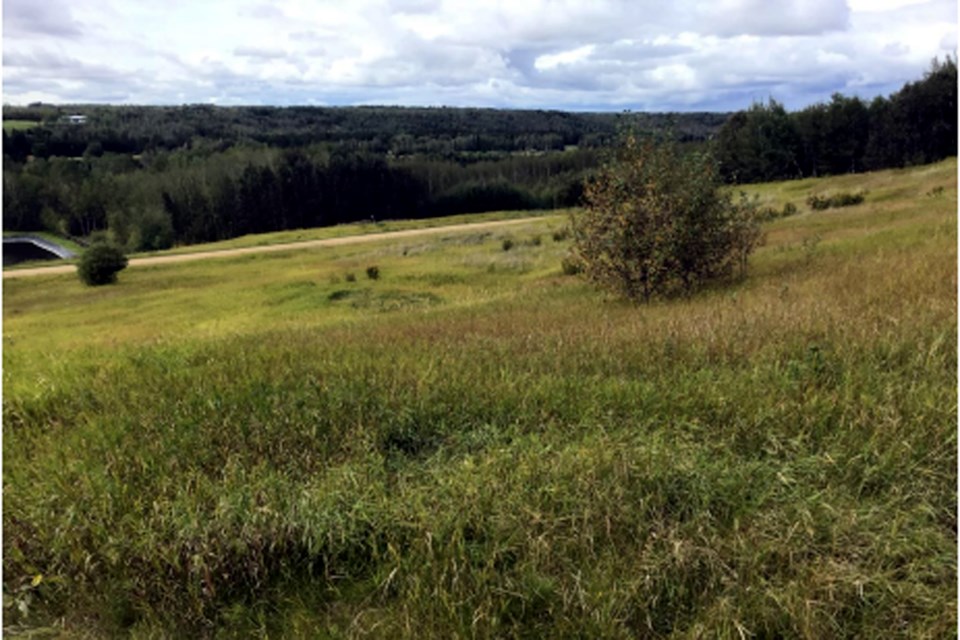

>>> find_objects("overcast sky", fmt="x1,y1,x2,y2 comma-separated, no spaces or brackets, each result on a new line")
2,0,956,111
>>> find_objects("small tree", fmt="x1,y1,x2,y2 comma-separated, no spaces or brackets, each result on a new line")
571,135,761,301
78,243,128,286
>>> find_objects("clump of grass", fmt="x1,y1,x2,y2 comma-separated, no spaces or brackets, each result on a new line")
561,254,583,275
502,238,515,251
366,265,380,280
807,191,866,210
344,272,357,282
552,227,571,242
757,201,800,221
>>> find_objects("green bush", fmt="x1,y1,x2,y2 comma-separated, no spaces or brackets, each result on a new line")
807,191,866,210
77,243,128,286
501,238,515,251
757,201,799,221
366,266,380,280
572,135,761,301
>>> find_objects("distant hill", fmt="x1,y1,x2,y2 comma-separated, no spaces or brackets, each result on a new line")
1,104,728,157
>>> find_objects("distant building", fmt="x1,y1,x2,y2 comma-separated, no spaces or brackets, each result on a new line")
62,114,87,125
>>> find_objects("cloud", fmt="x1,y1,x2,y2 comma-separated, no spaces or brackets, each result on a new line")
0,0,954,110
700,0,850,37
3,0,85,39
234,45,289,60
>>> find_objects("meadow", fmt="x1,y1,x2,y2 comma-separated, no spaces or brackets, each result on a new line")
2,120,40,133
3,159,956,638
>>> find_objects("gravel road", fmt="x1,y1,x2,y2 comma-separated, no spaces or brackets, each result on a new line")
3,216,545,279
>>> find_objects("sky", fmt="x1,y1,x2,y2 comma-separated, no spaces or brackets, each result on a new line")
2,0,957,112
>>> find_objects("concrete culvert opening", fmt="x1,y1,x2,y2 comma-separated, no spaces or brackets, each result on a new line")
3,236,77,267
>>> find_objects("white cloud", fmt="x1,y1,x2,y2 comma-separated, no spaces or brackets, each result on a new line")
701,0,850,36
1,0,955,110
534,45,596,71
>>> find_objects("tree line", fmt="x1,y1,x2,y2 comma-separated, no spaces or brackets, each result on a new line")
2,104,725,160
715,57,957,183
3,142,599,250
2,59,955,252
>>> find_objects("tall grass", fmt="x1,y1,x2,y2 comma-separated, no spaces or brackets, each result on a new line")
3,159,956,637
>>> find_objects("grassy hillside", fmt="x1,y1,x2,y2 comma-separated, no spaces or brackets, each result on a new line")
3,159,956,638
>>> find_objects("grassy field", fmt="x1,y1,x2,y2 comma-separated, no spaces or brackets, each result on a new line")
132,208,566,257
2,119,40,132
3,159,956,638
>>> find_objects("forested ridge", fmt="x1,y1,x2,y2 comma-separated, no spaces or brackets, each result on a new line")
2,58,955,252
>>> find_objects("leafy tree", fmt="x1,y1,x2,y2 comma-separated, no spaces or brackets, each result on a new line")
572,134,761,301
715,99,800,183
820,94,870,174
890,56,958,165
77,243,128,286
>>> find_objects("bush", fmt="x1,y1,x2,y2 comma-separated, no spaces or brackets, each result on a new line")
807,191,866,210
501,238,515,251
572,135,761,301
78,243,128,286
366,266,380,280
561,254,584,275
756,201,799,222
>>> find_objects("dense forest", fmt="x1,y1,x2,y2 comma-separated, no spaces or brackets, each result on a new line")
715,58,957,183
2,58,955,252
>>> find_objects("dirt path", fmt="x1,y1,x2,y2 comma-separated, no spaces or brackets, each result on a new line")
3,216,548,280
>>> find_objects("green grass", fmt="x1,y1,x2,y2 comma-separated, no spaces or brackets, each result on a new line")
3,159,956,638
2,119,40,132
134,208,566,258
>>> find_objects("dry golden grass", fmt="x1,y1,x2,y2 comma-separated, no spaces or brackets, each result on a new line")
2,158,955,638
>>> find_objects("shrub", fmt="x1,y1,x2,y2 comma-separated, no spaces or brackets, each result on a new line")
571,135,761,301
561,254,584,275
77,243,128,286
552,227,571,242
345,272,357,282
807,191,865,210
757,201,800,221
501,238,515,251
366,266,380,280
756,206,781,221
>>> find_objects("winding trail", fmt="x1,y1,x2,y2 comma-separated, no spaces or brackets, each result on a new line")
3,216,547,280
